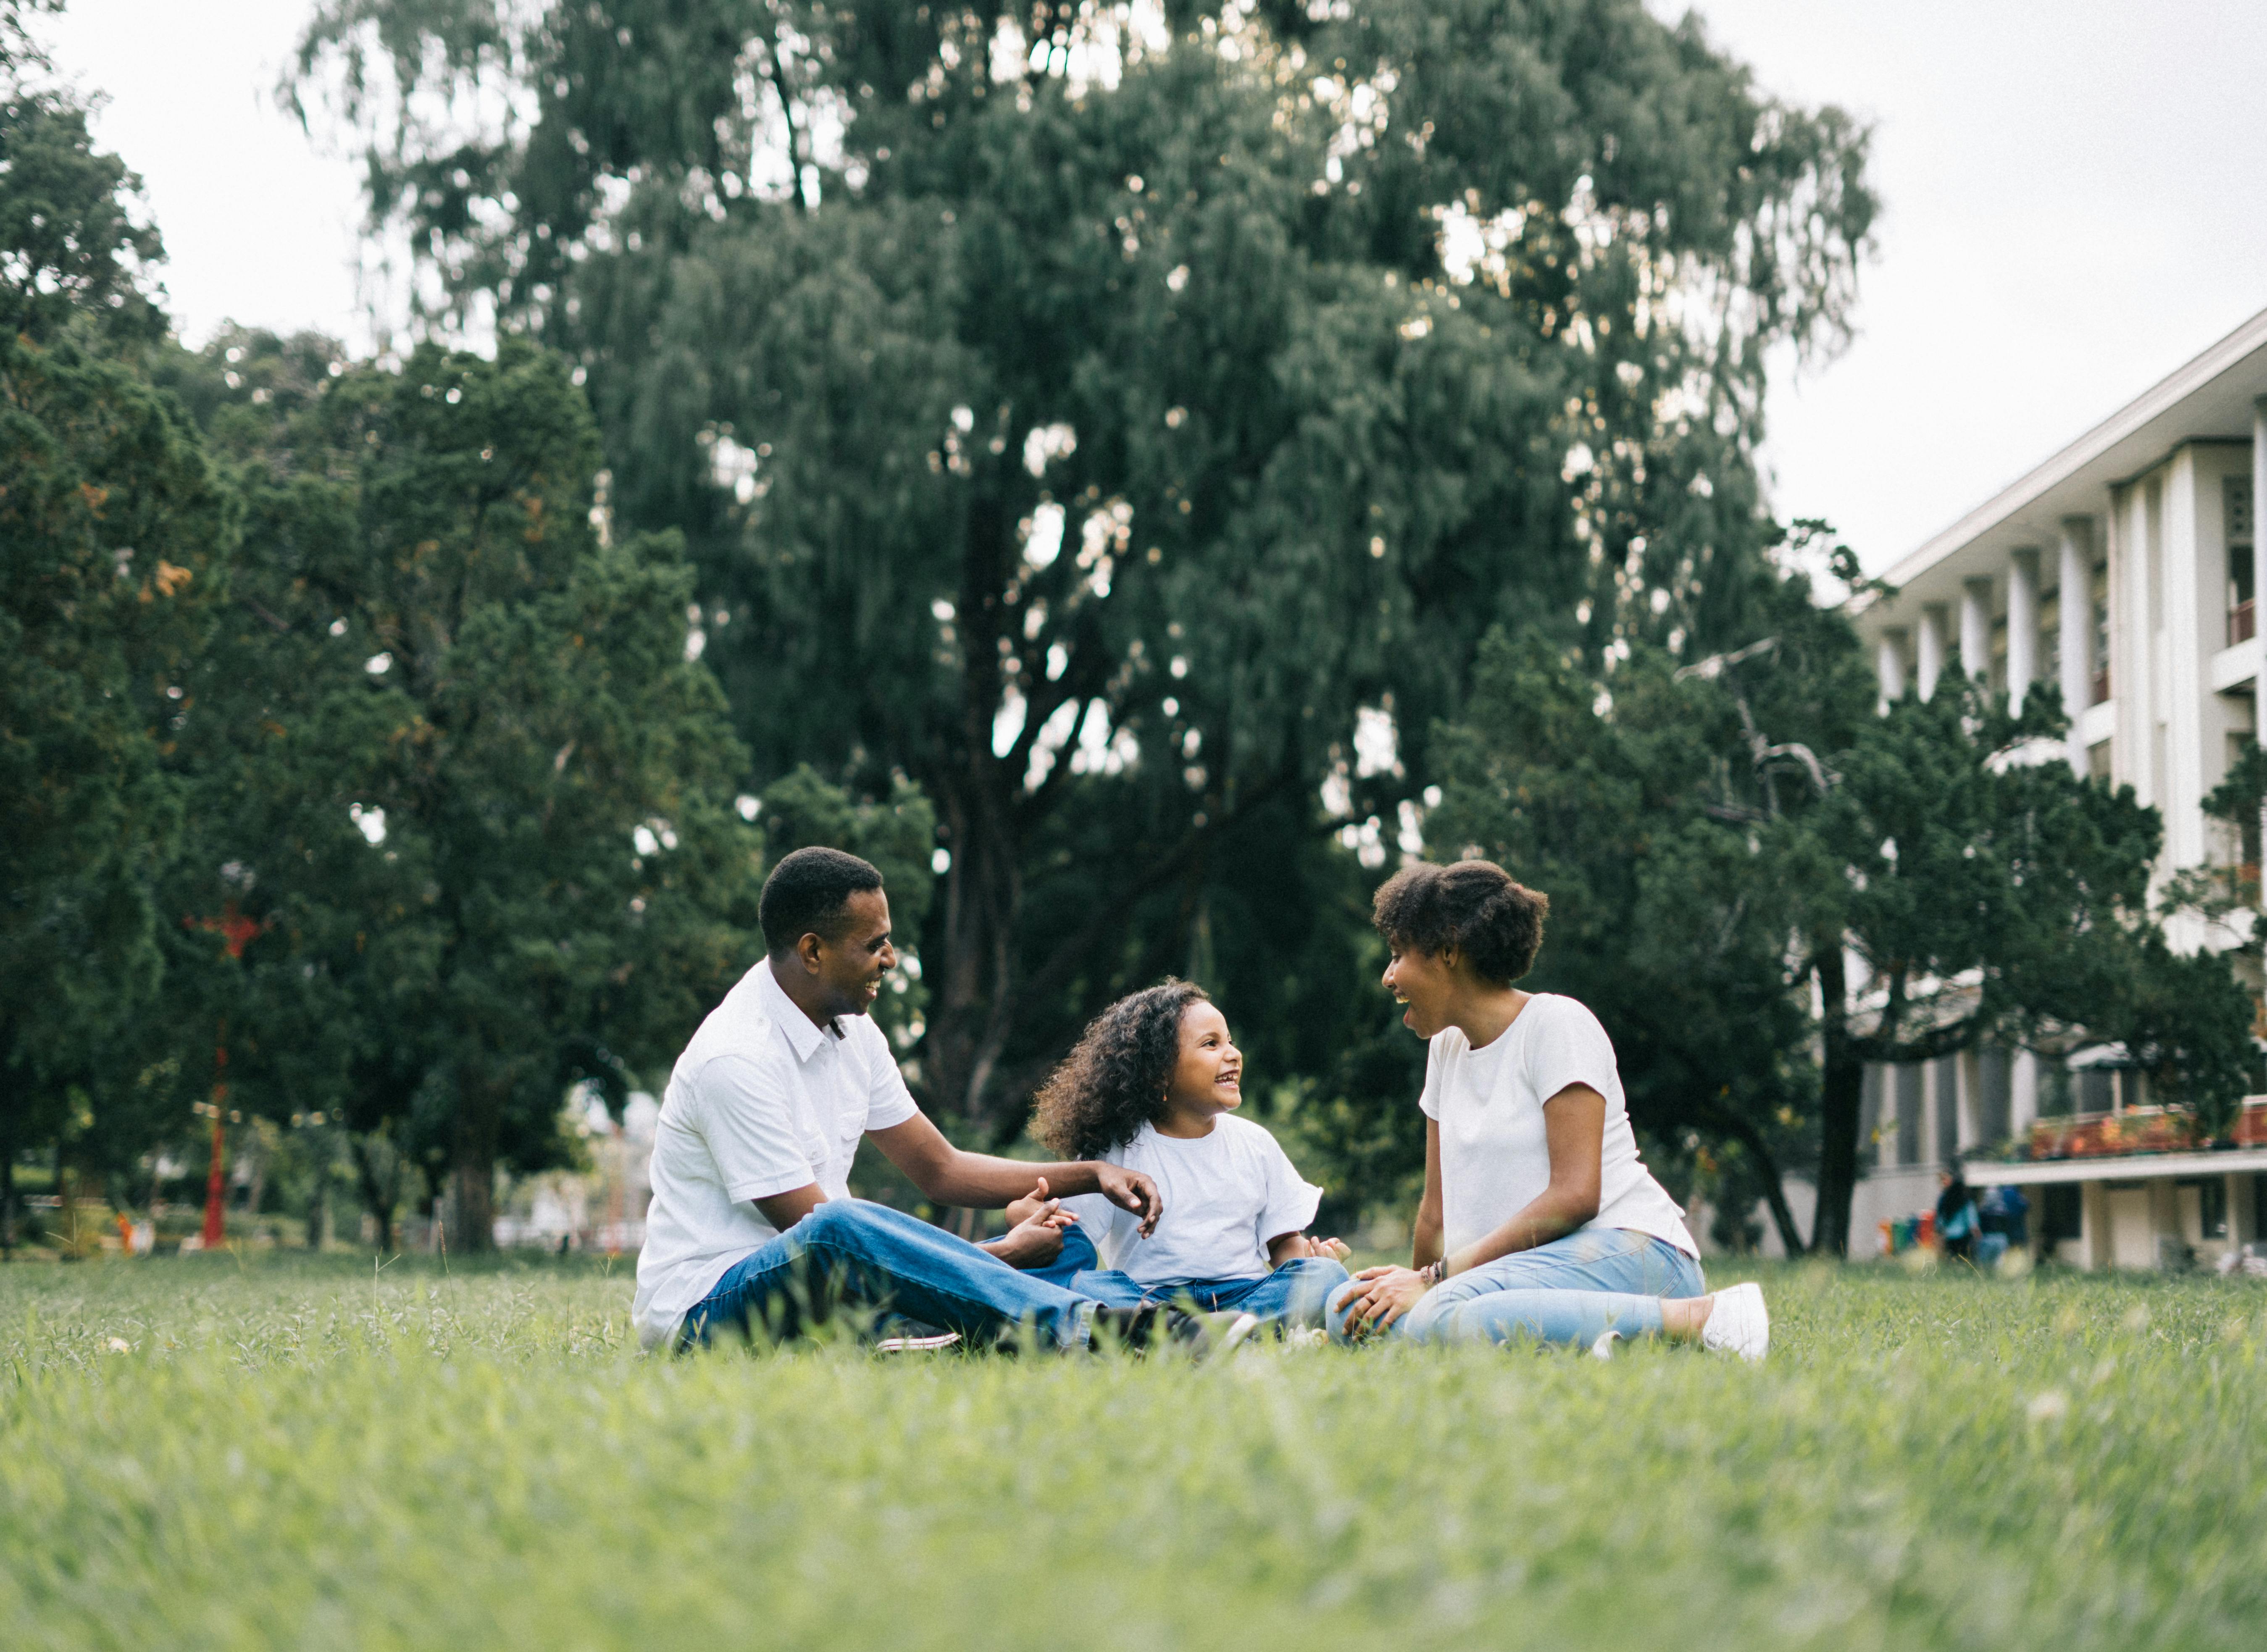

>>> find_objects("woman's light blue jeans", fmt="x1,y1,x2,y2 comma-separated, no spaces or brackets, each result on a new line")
1328,1227,1705,1348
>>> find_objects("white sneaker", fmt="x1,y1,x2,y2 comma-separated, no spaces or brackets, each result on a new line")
1699,1282,1769,1363
1217,1312,1264,1355
1588,1329,1622,1361
873,1331,963,1353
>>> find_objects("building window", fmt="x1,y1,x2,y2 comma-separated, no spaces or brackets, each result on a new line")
2228,477,2255,646
2079,1067,2116,1115
2043,1184,2083,1243
2038,1062,2074,1118
2179,1177,2230,1240
1895,1063,1923,1167
2090,560,2112,704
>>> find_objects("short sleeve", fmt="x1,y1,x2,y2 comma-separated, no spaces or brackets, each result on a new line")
1252,1127,1323,1242
1417,1035,1447,1120
1525,998,1620,1110
694,1054,821,1203
857,1023,919,1130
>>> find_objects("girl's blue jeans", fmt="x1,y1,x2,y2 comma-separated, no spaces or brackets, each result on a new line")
1023,1222,1348,1327
1328,1227,1705,1348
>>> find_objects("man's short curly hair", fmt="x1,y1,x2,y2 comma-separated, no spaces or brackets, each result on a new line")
1372,859,1548,985
1031,979,1210,1160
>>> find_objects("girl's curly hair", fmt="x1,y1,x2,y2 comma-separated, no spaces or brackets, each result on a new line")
1031,979,1210,1160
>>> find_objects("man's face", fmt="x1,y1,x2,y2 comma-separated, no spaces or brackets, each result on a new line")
805,888,897,1020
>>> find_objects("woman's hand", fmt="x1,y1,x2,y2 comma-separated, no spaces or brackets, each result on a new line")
1337,1264,1430,1337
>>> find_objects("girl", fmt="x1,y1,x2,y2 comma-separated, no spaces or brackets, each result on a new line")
1331,859,1770,1360
1028,979,1351,1329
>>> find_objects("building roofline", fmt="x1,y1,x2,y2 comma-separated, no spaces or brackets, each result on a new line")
1879,305,2267,594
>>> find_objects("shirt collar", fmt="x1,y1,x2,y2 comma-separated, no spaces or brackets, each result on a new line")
754,959,838,1063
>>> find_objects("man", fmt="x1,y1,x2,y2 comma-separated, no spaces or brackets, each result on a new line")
632,845,1171,1353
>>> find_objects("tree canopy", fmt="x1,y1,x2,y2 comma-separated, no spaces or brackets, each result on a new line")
294,0,1878,1140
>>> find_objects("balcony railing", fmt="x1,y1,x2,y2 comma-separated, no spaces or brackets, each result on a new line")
2233,599,2257,646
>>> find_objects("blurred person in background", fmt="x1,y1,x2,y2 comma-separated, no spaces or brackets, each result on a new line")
1976,1181,2026,1269
1936,1168,1979,1263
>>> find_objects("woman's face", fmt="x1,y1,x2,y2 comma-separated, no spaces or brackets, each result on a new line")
1166,1001,1243,1113
1382,943,1458,1039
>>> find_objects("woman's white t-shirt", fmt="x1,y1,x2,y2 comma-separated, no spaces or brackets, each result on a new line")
1061,1115,1322,1286
1420,993,1696,1258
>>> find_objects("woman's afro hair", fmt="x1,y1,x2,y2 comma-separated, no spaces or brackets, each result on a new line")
1371,859,1548,985
1030,978,1210,1160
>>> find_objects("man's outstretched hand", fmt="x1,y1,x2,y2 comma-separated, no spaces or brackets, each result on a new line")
1093,1163,1163,1236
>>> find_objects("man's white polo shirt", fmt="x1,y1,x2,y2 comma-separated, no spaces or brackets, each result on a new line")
631,959,918,1348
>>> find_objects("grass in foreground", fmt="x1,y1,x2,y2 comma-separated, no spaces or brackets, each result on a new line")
3,1253,2264,1651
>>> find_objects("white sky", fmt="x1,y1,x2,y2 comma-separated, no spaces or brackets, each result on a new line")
36,0,2267,570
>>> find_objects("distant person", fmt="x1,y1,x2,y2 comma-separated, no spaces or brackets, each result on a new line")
1330,860,1769,1360
1025,980,1352,1336
1976,1182,2026,1269
633,846,1178,1353
1936,1168,1978,1263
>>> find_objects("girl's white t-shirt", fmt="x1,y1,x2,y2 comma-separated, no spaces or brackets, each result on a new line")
1061,1115,1322,1286
1420,993,1697,1259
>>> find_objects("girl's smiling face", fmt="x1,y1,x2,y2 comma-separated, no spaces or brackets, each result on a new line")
1162,1001,1243,1127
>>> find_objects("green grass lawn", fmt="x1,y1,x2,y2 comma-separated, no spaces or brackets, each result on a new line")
3,1254,2264,1650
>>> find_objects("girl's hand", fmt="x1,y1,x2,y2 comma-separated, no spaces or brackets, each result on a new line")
1339,1265,1429,1337
1004,1177,1065,1229
1307,1235,1352,1262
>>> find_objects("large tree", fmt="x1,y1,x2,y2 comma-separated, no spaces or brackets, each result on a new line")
150,334,765,1250
0,16,221,1251
295,0,1875,1138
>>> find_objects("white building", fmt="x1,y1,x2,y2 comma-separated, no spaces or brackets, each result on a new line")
1831,307,2267,1267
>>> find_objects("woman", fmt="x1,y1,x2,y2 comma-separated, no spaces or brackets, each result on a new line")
1332,859,1769,1360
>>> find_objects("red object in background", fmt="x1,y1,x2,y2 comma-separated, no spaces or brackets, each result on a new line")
187,903,265,1252
202,1036,229,1250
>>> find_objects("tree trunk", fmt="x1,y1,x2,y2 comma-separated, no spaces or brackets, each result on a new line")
1711,1111,1807,1256
447,1131,497,1255
350,1132,397,1254
1810,943,1865,1257
0,1134,13,1260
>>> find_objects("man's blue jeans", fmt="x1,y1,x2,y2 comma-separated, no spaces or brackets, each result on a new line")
1027,1222,1348,1327
1328,1227,1705,1348
677,1200,1095,1351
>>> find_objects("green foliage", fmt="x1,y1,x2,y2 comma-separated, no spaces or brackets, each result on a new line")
0,331,233,1222
0,39,168,349
293,0,1878,1138
6,1258,2267,1648
148,333,766,1248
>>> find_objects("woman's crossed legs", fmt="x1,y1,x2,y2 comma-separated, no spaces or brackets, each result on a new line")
1328,1227,1705,1349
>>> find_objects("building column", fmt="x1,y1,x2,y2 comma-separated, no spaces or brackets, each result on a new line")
1960,577,1993,685
2162,449,2207,875
2059,517,2094,773
2254,399,2267,910
2121,484,2154,807
2007,549,2040,714
2012,1049,2039,1133
1917,604,1947,701
1875,629,1908,712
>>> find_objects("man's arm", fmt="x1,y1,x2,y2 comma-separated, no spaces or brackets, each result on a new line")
754,1185,824,1232
867,1112,1162,1235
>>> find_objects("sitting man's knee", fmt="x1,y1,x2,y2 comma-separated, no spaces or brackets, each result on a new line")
798,1199,879,1248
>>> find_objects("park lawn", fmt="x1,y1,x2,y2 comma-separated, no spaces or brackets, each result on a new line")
1,1255,2262,1651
